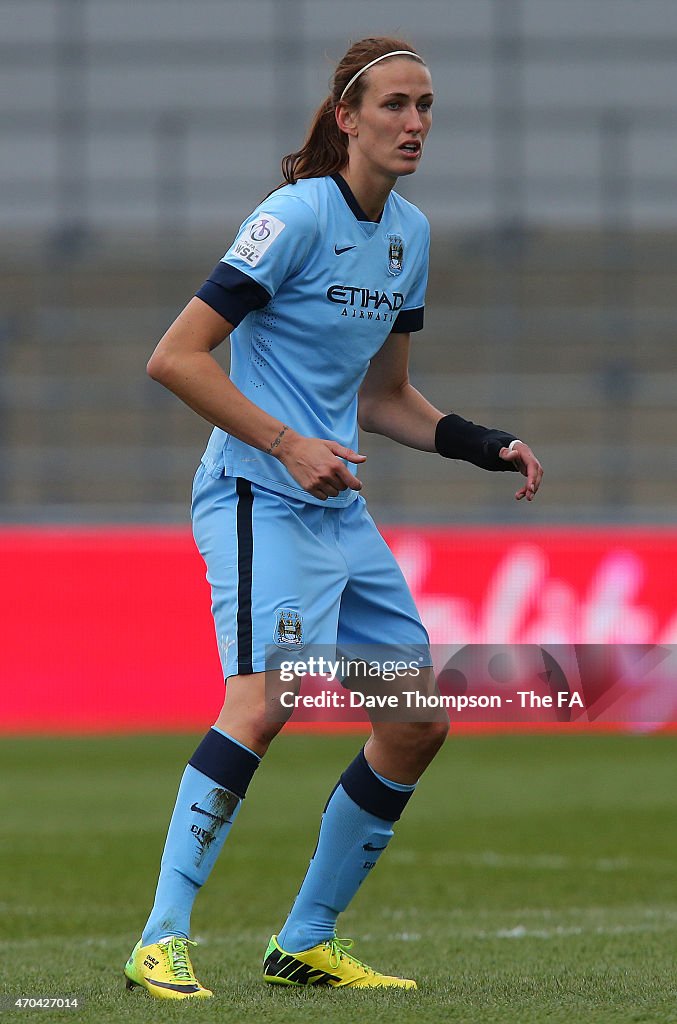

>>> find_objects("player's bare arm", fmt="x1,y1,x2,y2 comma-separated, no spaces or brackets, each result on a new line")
359,331,544,500
358,330,442,449
147,296,364,500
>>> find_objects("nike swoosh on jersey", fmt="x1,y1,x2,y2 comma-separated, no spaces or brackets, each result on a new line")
334,244,357,255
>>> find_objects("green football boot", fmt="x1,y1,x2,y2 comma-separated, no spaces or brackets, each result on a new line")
124,936,212,1000
263,934,417,989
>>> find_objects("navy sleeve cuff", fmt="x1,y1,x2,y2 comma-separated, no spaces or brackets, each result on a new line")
195,262,271,327
391,306,424,334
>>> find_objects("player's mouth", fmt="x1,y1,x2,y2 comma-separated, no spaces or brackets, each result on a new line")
398,140,422,159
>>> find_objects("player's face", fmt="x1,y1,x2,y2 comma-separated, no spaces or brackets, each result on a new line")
342,60,434,181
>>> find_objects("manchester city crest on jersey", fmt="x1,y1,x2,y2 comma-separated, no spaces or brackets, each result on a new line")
387,234,404,276
274,608,304,648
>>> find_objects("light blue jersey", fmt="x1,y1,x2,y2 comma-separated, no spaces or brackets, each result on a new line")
196,174,430,507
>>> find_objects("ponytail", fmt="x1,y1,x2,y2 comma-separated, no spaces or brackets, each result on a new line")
272,36,423,191
281,96,347,184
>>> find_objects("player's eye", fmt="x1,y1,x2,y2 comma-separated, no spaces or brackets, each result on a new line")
385,101,401,110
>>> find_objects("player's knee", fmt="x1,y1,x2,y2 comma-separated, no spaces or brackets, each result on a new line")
246,713,287,750
215,696,289,753
376,717,449,762
414,716,450,755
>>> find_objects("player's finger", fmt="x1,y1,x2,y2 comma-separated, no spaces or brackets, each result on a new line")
313,481,341,499
527,460,543,494
333,463,363,491
327,442,367,464
516,467,541,501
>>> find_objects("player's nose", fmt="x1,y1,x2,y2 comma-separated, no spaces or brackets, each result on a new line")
404,105,424,133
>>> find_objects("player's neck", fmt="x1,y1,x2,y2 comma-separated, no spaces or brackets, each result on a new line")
339,166,396,222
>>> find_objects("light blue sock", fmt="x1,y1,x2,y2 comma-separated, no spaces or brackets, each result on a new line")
141,729,260,945
277,750,417,953
369,767,418,793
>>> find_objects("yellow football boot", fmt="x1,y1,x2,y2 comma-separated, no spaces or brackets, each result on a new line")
263,934,417,989
124,936,212,1000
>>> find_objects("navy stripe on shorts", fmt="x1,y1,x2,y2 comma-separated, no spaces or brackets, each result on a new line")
235,478,254,674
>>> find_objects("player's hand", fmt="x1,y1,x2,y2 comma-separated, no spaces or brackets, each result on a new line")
275,432,366,500
499,441,543,501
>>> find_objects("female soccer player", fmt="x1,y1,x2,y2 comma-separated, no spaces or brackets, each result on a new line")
123,36,543,998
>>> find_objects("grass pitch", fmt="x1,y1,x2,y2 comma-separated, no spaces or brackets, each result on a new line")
1,731,676,1024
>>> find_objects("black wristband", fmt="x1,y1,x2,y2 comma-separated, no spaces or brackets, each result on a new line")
435,413,518,472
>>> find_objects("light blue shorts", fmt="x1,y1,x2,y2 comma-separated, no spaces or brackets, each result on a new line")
191,465,431,679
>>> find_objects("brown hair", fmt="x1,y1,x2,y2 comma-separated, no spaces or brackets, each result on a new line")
280,36,424,185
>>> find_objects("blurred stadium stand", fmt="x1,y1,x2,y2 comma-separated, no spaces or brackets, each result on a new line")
1,0,676,524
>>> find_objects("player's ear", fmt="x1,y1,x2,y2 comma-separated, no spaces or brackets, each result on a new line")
336,102,359,137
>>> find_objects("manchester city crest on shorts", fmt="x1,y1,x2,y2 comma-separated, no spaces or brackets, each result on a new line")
387,234,404,276
274,608,304,648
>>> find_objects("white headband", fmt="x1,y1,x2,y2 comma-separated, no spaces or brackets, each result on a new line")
339,50,424,102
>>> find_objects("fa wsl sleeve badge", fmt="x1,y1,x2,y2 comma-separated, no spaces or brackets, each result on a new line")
231,213,286,267
387,234,404,276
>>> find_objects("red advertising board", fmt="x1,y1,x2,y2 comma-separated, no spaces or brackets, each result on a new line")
382,528,677,646
1,527,675,733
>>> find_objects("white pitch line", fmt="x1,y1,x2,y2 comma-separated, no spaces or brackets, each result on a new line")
483,921,676,940
389,849,674,872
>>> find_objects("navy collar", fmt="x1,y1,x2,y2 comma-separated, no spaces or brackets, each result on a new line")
330,173,382,224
